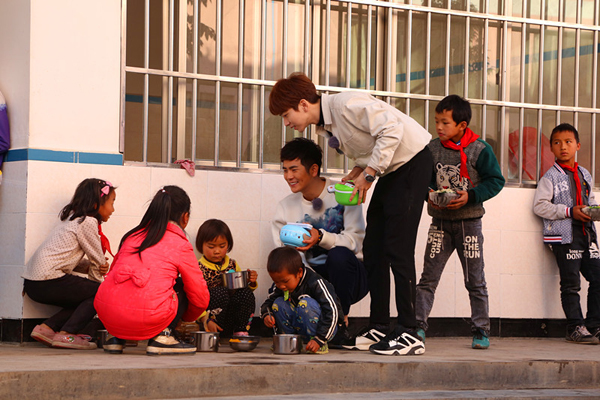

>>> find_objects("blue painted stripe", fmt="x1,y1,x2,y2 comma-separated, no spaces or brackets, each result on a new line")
5,149,122,166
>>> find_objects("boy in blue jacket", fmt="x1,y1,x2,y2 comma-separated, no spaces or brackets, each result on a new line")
533,123,600,344
414,95,504,351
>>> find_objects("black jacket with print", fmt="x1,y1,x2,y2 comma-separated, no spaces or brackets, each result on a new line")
260,266,343,346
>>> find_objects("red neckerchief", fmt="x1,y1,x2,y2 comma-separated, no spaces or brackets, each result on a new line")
558,162,583,206
440,127,479,184
98,223,114,257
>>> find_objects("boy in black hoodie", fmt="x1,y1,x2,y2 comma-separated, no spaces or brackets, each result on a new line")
261,247,344,354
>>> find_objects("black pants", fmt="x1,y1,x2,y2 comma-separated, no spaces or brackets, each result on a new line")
552,227,600,331
169,277,189,331
312,246,368,315
363,147,433,329
24,275,100,334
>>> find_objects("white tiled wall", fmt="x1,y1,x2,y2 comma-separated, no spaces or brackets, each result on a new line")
0,162,596,323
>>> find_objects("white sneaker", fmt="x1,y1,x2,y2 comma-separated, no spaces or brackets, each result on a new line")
342,327,387,351
369,327,425,356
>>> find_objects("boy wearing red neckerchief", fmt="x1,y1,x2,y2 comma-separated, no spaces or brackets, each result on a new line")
415,95,505,350
533,123,600,344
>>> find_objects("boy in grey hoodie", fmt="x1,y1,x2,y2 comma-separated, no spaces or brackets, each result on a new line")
533,123,600,344
415,95,504,350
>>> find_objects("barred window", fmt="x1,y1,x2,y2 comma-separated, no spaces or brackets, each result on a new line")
121,0,600,184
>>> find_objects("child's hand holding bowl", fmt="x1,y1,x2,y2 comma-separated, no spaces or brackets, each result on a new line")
247,269,258,284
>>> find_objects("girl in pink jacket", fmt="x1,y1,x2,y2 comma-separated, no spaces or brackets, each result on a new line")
95,186,209,355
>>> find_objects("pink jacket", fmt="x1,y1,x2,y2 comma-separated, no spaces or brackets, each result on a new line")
95,223,209,340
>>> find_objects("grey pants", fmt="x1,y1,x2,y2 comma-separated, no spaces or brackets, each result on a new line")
415,217,490,333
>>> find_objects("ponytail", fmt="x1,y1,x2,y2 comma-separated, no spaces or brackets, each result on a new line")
120,186,191,256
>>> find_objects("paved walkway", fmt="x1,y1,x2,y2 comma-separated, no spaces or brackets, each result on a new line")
1,337,599,399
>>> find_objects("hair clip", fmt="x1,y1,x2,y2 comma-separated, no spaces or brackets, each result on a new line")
100,181,113,197
312,198,323,211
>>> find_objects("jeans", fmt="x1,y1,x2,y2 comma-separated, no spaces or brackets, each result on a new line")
311,247,368,316
551,227,600,331
415,218,490,333
363,147,433,329
272,296,325,342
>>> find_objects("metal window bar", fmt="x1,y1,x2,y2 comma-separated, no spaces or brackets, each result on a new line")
237,0,245,168
444,13,450,96
424,4,431,130
304,0,311,75
499,3,506,178
143,0,150,163
406,8,412,97
346,2,352,88
214,0,222,167
191,0,199,163
176,0,187,161
537,0,546,181
463,14,469,100
592,10,599,183
365,4,372,91
259,0,267,169
119,0,128,154
281,0,289,157
167,0,174,163
520,21,527,183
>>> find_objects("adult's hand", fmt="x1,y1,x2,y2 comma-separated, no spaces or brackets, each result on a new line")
348,166,376,205
296,228,320,251
341,166,363,183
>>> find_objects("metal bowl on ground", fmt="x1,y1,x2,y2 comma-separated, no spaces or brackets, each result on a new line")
229,335,260,352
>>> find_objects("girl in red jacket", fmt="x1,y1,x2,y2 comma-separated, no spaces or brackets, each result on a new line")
95,186,209,355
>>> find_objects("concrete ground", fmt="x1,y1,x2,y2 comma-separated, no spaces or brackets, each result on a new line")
1,337,599,400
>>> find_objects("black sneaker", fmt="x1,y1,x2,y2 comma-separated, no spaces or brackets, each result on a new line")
369,326,425,356
591,327,600,341
329,324,352,349
146,329,197,355
566,325,600,344
342,326,387,351
104,336,126,354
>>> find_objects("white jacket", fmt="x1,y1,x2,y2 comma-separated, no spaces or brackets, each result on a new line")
272,177,365,261
316,92,432,176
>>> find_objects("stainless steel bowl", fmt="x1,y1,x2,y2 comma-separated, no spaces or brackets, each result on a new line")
229,335,260,352
222,270,249,289
273,334,303,354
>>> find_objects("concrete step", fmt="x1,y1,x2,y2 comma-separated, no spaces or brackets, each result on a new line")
192,389,600,400
1,338,598,400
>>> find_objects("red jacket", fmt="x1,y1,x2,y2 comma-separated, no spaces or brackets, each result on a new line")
95,223,209,340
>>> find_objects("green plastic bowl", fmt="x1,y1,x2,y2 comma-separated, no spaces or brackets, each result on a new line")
332,182,359,206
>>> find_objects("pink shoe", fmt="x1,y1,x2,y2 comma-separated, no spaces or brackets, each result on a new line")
51,333,98,350
233,331,249,337
31,325,55,347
